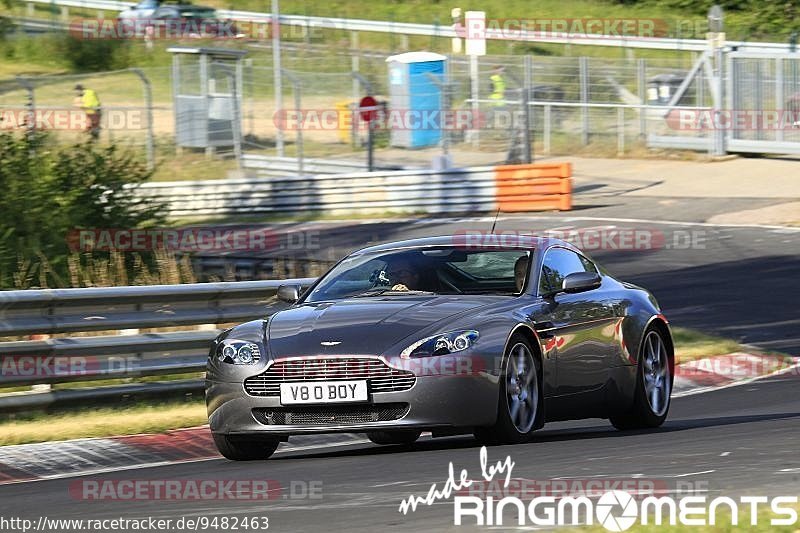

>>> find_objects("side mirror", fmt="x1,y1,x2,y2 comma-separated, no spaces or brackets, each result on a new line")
276,284,301,304
562,271,602,294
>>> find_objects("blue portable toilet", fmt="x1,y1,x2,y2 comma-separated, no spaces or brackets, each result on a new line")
386,52,447,148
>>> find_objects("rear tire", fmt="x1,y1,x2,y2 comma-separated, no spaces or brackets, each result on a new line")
366,430,421,446
212,434,280,461
610,327,673,430
474,334,542,445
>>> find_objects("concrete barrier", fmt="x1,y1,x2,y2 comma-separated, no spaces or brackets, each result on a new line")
132,163,572,218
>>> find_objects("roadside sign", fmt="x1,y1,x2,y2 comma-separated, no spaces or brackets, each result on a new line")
465,11,486,56
359,96,378,122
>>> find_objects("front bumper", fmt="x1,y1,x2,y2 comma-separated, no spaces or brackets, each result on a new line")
206,368,499,436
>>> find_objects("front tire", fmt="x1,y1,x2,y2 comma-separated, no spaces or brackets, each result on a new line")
475,335,542,445
213,434,280,461
610,327,673,430
366,430,421,446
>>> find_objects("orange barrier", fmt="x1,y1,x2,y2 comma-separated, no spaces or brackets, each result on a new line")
493,162,572,212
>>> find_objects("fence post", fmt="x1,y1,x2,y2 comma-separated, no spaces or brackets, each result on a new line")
282,70,303,175
130,69,155,171
245,58,254,141
272,0,284,157
15,76,35,137
351,32,360,149
776,57,784,143
469,54,479,147
544,104,551,155
638,58,646,139
617,106,625,156
523,55,533,163
580,56,589,146
712,45,725,156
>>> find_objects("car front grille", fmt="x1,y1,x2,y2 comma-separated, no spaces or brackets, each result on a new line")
253,403,410,426
243,357,416,397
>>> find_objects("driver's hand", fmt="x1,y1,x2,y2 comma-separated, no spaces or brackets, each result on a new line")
391,283,409,291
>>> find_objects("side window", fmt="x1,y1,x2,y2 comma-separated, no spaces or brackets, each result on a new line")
579,254,597,273
539,248,594,294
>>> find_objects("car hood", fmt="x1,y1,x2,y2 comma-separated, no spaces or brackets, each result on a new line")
266,296,500,358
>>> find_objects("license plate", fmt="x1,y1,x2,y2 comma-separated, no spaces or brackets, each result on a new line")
279,380,368,405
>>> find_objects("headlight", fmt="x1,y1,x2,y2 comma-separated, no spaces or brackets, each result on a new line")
400,330,479,358
216,340,261,365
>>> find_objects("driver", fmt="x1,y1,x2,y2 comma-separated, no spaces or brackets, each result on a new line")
514,255,529,292
385,257,420,291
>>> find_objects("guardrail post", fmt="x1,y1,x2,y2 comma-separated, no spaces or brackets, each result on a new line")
60,5,68,22
26,2,34,17
580,56,589,146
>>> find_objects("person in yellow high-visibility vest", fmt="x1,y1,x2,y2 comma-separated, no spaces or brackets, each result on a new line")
74,84,102,140
489,65,507,107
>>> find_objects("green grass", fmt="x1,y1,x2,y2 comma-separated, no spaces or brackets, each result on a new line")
671,326,746,364
0,372,204,395
0,398,206,446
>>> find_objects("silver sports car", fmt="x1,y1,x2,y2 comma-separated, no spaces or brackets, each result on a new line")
206,235,673,460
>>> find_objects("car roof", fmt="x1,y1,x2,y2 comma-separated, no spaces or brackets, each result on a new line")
352,234,580,255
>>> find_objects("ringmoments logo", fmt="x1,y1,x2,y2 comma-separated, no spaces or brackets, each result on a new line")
451,490,799,529
396,447,799,530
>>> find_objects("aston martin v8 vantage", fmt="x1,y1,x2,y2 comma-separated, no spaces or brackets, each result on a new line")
206,235,673,460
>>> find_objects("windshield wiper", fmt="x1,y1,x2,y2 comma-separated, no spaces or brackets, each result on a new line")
352,288,436,298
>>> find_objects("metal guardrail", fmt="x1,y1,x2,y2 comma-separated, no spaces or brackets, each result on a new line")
0,278,315,411
21,0,796,52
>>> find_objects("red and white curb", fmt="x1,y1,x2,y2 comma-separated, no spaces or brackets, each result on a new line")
672,352,799,397
0,353,795,485
0,429,367,486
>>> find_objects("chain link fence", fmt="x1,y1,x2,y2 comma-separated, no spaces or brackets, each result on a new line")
5,44,799,171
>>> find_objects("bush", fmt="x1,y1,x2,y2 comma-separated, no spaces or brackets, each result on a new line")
63,34,131,72
0,132,165,288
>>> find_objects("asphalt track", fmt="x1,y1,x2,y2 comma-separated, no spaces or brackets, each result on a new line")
1,372,798,532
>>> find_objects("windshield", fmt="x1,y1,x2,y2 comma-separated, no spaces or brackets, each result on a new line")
304,246,532,302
